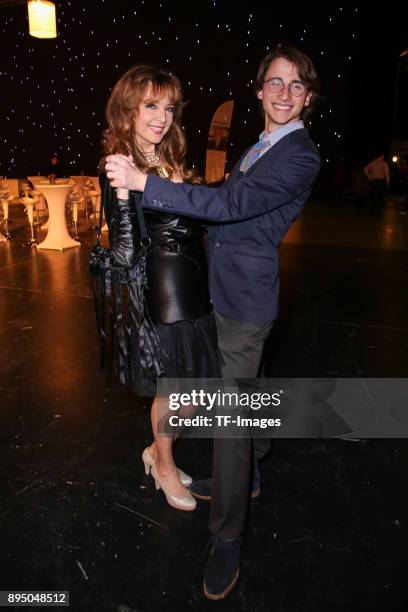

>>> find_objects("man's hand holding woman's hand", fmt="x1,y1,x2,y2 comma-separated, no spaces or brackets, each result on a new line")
106,154,148,192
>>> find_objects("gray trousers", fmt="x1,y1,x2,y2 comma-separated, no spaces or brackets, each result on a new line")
209,312,273,539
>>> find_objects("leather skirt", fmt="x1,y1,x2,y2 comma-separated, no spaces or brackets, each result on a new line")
145,246,211,324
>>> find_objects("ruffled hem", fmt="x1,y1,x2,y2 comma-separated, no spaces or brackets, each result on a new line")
131,311,221,397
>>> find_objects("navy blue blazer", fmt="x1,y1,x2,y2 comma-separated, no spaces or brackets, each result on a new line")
141,128,320,326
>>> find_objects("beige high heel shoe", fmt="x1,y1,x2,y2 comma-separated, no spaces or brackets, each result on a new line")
150,462,197,511
142,447,192,486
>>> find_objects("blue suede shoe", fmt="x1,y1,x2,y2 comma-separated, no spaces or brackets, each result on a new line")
190,462,261,500
203,536,241,600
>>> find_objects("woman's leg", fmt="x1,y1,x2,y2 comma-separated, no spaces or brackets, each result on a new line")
148,394,188,497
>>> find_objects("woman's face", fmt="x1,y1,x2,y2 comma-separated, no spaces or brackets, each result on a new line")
133,86,175,153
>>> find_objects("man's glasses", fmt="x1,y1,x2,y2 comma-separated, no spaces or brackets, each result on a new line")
264,77,307,97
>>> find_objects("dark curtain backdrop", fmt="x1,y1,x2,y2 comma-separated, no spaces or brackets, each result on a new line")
0,2,406,195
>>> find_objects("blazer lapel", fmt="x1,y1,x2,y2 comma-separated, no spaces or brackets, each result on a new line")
241,129,307,176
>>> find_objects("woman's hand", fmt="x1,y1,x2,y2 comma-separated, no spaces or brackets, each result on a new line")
106,154,148,192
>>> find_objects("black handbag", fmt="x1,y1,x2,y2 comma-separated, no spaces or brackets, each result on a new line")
89,190,164,389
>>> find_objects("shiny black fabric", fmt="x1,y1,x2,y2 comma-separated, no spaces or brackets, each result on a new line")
98,173,220,396
101,174,211,324
144,211,211,324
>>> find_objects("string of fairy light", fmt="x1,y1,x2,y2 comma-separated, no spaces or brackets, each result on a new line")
0,1,360,176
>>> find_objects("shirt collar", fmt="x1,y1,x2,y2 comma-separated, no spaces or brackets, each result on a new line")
259,120,304,145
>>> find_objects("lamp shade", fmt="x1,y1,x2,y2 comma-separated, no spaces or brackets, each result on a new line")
28,0,57,39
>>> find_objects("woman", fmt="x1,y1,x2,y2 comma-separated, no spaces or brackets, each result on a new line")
99,65,220,511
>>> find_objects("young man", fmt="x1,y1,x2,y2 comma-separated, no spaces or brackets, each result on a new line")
106,43,321,600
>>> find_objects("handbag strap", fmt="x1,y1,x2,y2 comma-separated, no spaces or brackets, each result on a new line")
133,195,150,248
96,190,104,246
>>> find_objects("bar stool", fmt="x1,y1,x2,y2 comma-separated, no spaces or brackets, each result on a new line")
70,195,84,242
20,180,32,198
69,177,89,221
30,189,47,227
0,181,6,239
87,190,101,230
20,196,38,247
82,178,96,221
0,187,9,201
0,193,13,239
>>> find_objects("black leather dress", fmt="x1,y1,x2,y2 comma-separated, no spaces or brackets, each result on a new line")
99,173,220,396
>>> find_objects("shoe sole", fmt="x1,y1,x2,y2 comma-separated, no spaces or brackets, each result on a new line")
191,488,260,501
203,568,239,600
166,496,196,511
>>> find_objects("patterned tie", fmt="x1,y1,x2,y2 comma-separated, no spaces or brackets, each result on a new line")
240,138,270,173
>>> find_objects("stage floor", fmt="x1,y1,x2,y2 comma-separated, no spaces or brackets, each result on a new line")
1,197,407,611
